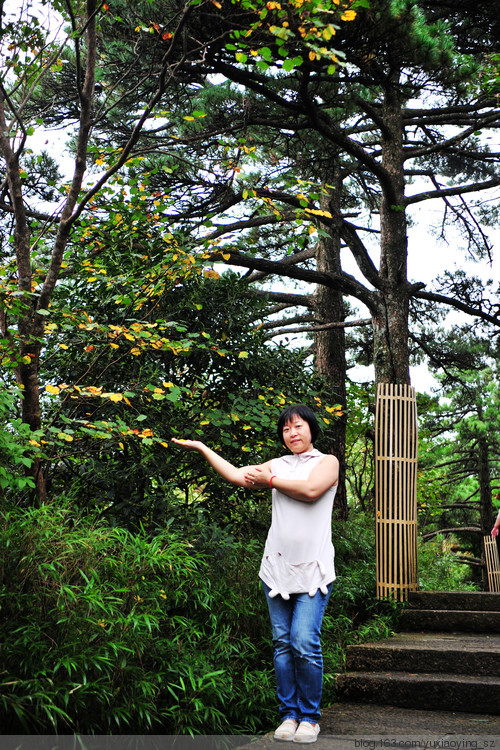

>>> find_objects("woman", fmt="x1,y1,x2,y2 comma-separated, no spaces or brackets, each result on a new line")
172,404,339,744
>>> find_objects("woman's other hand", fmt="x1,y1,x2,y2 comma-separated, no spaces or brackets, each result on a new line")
244,465,273,488
171,438,204,451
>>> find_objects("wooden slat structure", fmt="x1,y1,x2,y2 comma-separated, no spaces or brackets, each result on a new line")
375,383,419,601
483,536,500,592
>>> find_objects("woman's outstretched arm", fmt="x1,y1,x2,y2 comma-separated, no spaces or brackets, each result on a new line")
171,438,271,487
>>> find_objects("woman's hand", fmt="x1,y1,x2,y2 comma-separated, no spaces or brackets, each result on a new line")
492,526,499,538
244,465,273,488
171,438,204,451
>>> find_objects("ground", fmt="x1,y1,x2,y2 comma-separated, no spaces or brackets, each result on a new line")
240,702,500,749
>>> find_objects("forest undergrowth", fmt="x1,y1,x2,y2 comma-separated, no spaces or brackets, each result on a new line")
0,500,402,735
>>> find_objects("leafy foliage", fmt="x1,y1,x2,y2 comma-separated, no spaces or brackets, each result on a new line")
0,500,274,734
418,535,478,592
0,499,401,734
0,385,41,495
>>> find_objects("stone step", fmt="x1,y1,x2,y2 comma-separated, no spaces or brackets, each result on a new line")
408,590,500,611
335,670,500,714
345,632,500,676
399,608,500,632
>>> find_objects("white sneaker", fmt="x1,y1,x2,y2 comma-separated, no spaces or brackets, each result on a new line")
274,718,299,741
292,721,320,743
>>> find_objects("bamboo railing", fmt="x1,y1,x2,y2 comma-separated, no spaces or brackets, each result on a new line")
483,536,500,592
375,383,419,601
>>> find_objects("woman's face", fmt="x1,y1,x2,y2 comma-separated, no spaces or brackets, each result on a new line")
282,414,313,454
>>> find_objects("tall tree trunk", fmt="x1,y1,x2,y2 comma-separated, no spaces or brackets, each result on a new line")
0,92,47,500
478,431,493,591
478,440,493,537
315,186,348,519
0,0,97,502
476,400,494,588
373,77,416,598
371,289,411,385
373,78,411,386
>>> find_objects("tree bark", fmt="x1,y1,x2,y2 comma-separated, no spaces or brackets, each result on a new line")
0,0,97,501
373,78,411,386
314,186,348,519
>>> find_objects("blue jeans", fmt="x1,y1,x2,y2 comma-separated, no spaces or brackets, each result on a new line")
262,581,332,724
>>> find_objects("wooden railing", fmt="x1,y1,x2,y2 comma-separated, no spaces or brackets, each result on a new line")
484,536,500,592
375,383,419,601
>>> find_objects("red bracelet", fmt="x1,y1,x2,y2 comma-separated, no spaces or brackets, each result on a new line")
269,475,276,488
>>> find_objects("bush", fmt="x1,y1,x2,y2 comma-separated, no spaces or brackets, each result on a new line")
0,500,274,734
417,534,479,591
0,501,398,734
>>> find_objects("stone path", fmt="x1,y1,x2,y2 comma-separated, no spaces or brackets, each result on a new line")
242,703,500,749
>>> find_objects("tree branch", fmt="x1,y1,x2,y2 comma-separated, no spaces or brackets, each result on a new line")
422,526,482,541
414,290,500,327
405,177,500,206
207,249,376,310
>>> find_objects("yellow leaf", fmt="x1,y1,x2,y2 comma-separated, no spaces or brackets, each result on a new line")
184,116,195,121
238,351,249,359
58,432,74,442
131,347,141,356
60,344,69,350
222,253,231,260
160,441,170,448
304,208,333,218
46,384,60,394
109,393,123,402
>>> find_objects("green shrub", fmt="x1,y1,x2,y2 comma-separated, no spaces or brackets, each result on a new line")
0,501,397,734
417,534,479,591
0,501,274,734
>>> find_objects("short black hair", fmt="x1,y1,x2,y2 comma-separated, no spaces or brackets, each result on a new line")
277,404,320,445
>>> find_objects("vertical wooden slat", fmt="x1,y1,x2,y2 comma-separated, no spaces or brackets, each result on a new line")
483,537,500,592
375,384,418,601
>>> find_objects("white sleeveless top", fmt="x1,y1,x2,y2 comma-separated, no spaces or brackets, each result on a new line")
259,449,337,599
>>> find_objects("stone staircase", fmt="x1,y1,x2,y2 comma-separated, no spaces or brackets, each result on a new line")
335,591,500,714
